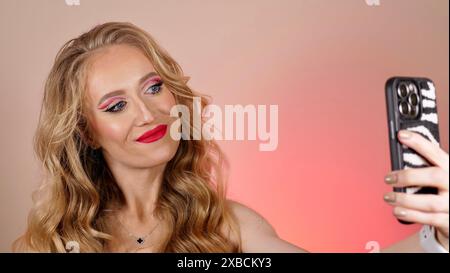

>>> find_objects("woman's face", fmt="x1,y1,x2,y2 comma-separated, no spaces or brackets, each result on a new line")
84,44,180,169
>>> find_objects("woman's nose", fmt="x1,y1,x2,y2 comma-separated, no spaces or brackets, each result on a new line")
133,99,155,126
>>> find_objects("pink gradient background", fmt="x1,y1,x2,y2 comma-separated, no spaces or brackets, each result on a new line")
0,0,448,252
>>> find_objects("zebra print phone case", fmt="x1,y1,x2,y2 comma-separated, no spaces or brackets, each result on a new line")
385,77,440,224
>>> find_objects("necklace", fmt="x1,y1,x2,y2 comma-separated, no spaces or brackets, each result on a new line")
116,215,160,245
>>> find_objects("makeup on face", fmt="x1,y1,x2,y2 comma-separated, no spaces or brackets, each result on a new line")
141,76,161,90
98,95,127,110
96,72,162,110
135,124,168,144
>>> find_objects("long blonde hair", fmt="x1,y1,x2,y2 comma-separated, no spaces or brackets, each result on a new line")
13,22,241,252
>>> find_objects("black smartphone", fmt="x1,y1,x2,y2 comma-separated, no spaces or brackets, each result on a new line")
385,76,440,224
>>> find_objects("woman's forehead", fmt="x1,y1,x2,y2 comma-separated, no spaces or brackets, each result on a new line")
85,44,156,105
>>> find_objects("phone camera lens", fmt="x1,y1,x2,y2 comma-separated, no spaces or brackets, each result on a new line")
410,106,418,117
399,101,410,116
397,82,409,98
409,93,419,106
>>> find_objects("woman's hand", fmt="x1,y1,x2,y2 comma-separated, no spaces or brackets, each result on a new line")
383,130,449,251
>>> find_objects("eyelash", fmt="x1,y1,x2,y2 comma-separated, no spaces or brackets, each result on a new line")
105,81,164,113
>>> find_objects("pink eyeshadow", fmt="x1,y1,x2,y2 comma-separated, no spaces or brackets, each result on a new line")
142,76,161,88
98,96,126,110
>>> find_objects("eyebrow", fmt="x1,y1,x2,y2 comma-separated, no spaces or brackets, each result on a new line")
97,71,159,107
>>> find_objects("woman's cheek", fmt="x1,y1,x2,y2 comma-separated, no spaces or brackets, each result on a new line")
95,120,128,144
158,90,177,115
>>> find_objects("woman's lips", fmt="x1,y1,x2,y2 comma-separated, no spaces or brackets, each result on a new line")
136,124,168,143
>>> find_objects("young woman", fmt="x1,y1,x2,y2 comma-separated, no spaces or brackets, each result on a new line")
13,22,449,253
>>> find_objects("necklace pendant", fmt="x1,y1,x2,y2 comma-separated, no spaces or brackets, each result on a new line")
137,237,145,245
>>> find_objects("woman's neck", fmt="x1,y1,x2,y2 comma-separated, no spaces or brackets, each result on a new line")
103,155,167,222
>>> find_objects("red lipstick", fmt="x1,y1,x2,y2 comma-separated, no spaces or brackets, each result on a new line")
136,124,168,143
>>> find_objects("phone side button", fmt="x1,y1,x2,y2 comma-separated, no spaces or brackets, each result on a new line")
390,120,395,139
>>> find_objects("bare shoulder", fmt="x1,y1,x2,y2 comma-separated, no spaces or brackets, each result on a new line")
226,199,308,253
227,200,277,236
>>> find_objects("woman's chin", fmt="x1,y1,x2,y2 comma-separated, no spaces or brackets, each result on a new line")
134,140,180,167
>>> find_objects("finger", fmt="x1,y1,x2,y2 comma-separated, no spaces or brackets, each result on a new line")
392,206,449,230
385,167,449,191
384,192,449,213
398,130,449,172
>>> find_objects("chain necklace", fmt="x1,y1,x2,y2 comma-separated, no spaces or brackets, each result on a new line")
116,214,160,245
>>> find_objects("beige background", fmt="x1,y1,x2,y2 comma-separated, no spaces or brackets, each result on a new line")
0,0,448,252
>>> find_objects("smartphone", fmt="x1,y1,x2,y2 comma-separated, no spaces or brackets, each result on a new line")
385,76,440,224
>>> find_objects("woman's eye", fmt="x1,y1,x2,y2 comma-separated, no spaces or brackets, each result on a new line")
145,81,163,95
106,101,127,113
104,81,163,113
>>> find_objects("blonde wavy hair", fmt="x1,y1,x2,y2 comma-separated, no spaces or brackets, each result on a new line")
13,22,241,252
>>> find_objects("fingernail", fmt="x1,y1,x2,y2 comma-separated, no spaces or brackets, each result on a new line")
384,173,398,184
394,209,407,217
399,130,411,139
383,192,396,203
